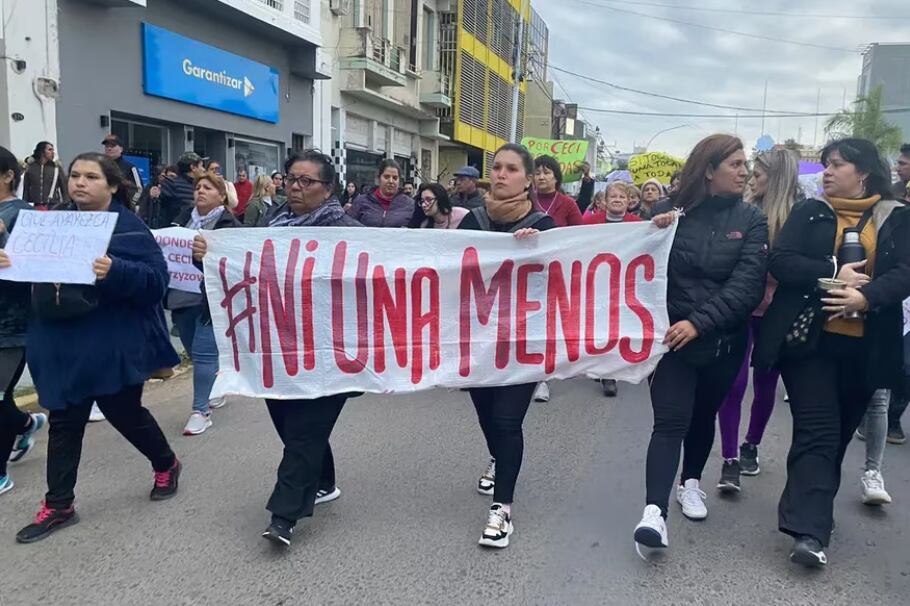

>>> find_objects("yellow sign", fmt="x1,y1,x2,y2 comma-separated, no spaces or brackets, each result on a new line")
629,152,684,186
521,137,590,183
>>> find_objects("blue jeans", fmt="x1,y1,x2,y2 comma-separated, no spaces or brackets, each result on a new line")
863,389,889,472
171,306,202,357
172,307,218,415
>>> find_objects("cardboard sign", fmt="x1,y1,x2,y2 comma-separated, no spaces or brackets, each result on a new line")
153,227,204,293
629,152,684,186
521,137,590,183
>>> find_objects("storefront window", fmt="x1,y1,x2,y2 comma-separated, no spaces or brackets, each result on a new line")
235,138,281,180
346,149,384,193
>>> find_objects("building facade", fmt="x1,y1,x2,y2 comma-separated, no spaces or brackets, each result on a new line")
3,0,326,183
858,43,910,145
436,0,531,180
319,0,450,191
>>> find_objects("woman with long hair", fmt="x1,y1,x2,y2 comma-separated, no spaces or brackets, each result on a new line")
638,179,665,219
170,171,241,435
6,153,181,543
0,146,47,496
633,135,768,558
409,182,468,229
346,159,414,227
754,138,910,567
243,174,278,226
22,141,66,209
714,149,799,490
458,143,556,548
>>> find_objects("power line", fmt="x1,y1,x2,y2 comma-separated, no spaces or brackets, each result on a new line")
550,64,816,115
576,106,910,118
562,0,862,53
574,0,908,20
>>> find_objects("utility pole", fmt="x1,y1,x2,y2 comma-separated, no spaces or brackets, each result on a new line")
509,0,527,143
760,80,768,136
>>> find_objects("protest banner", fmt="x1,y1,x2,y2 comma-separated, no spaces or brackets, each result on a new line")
153,226,203,293
520,137,589,183
203,223,676,400
628,152,684,186
0,210,117,285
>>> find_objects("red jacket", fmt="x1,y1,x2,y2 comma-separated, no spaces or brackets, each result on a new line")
537,191,583,227
233,180,253,216
582,210,643,225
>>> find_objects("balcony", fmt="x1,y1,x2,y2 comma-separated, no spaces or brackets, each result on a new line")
188,0,322,48
420,70,453,109
339,28,408,88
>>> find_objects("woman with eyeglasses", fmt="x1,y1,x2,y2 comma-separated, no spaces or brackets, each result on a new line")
754,138,910,567
195,151,362,547
408,183,468,229
346,159,415,228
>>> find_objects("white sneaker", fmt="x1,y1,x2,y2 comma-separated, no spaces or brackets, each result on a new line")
477,458,495,495
209,396,227,410
478,503,513,548
88,403,106,423
676,479,708,520
861,469,892,505
315,486,341,505
183,412,213,436
634,504,668,559
533,382,550,403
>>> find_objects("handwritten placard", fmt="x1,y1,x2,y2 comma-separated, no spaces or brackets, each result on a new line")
153,227,204,293
0,210,117,285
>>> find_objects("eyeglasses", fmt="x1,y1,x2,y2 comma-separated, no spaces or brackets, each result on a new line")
420,197,437,205
286,174,328,189
102,142,119,148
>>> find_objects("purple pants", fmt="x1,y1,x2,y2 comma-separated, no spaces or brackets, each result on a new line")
717,317,781,459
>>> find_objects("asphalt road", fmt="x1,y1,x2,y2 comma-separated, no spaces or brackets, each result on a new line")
2,375,909,606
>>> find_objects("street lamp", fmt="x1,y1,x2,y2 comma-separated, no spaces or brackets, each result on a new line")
645,124,694,151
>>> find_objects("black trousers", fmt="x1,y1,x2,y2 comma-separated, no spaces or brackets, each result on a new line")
0,347,28,476
646,345,745,517
265,395,348,524
469,382,537,504
46,384,176,509
779,336,872,547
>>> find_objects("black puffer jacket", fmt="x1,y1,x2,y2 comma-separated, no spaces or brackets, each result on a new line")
754,198,910,388
159,173,196,227
654,195,768,344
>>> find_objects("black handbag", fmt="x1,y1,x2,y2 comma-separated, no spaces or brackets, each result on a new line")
781,299,824,358
31,283,98,320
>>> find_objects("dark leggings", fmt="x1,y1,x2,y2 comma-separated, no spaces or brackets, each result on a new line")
469,382,537,504
46,384,176,509
0,348,29,476
265,395,348,523
645,345,745,517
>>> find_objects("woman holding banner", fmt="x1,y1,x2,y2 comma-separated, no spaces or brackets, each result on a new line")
633,135,768,559
4,152,181,543
172,171,241,436
194,150,362,548
457,143,555,548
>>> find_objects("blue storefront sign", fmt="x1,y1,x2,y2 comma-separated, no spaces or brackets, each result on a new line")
141,23,279,123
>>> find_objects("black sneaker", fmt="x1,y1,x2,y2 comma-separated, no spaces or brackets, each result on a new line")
150,459,181,501
887,424,906,445
790,535,827,567
16,502,80,543
262,517,295,547
739,443,760,476
717,459,741,494
601,379,618,397
315,486,341,505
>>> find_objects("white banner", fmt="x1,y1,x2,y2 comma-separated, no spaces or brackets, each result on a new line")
203,223,677,400
153,227,204,294
0,210,117,285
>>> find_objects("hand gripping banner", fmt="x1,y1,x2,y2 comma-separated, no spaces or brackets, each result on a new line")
203,223,677,400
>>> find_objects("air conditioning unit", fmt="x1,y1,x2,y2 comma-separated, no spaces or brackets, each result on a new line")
330,0,352,16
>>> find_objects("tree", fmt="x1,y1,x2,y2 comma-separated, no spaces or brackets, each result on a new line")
825,85,904,155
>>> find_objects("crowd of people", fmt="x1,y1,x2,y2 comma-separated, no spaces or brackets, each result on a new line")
1,133,910,570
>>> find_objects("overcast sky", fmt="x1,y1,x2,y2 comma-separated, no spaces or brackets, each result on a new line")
534,0,909,158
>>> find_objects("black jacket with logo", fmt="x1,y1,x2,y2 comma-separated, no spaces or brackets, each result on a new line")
653,196,768,347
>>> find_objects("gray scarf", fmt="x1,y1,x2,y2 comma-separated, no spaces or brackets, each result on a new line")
188,205,225,230
269,197,346,227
